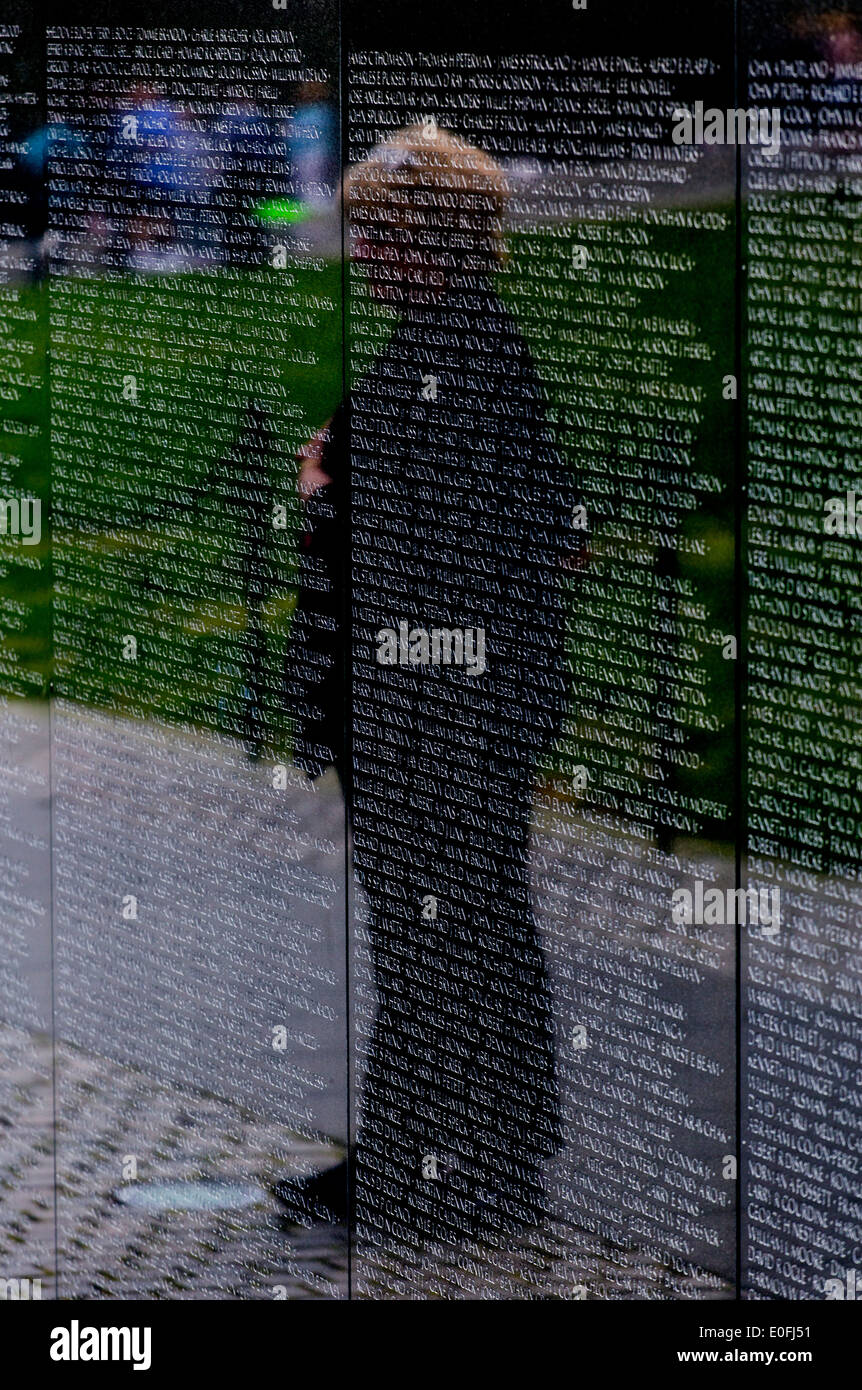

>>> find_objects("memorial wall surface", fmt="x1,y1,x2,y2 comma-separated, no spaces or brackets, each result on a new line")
0,0,859,1304
742,5,862,1301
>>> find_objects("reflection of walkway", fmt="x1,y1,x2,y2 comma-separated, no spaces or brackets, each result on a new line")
1,701,738,1298
1,1025,729,1301
0,1026,54,1292
2,700,351,1298
0,1023,347,1299
533,796,737,1282
48,703,349,1296
356,1222,730,1301
51,701,348,1143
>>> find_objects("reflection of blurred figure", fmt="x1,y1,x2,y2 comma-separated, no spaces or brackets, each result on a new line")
16,122,91,270
793,9,862,64
280,126,580,1244
286,81,338,209
784,12,862,187
218,103,288,267
278,81,339,257
20,122,90,195
105,87,213,271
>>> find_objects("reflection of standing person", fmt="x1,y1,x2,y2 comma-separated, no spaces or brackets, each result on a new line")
280,126,578,1242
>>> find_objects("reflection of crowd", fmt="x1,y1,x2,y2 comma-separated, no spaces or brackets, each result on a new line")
18,81,338,274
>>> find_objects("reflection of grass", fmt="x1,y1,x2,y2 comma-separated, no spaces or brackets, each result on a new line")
500,219,736,834
3,226,735,828
47,265,343,744
0,276,51,695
